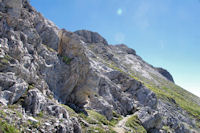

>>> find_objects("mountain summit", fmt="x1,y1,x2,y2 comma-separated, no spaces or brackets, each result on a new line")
0,0,200,133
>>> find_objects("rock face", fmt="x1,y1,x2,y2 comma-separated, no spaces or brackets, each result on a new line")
156,67,174,83
0,0,200,133
75,30,108,45
114,44,136,55
135,107,162,130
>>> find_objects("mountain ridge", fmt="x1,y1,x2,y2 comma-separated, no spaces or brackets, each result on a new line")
0,0,200,133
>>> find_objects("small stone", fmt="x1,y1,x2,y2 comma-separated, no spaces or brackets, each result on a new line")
27,116,38,123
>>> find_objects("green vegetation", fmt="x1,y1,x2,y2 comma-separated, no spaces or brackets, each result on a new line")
87,126,116,133
146,84,200,120
60,105,119,132
0,119,20,133
27,120,41,129
7,104,18,110
110,111,123,126
1,58,9,64
16,111,23,118
87,126,105,133
43,44,56,52
107,62,142,82
196,121,200,128
79,110,120,132
61,104,78,117
48,94,54,100
4,55,13,61
0,54,13,67
125,115,147,133
62,56,72,64
162,126,172,133
37,111,44,118
0,110,6,117
79,110,110,125
28,84,35,90
106,60,200,121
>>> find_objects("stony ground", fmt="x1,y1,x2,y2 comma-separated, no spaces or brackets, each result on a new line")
113,115,132,133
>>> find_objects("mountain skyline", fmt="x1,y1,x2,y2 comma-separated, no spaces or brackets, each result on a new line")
1,0,200,132
31,0,200,97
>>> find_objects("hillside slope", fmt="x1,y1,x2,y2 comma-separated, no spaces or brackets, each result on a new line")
0,0,200,133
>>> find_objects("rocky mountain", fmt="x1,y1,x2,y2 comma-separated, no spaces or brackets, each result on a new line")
0,0,200,133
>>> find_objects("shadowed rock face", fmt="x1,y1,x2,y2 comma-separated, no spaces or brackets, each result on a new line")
0,0,199,133
156,68,174,83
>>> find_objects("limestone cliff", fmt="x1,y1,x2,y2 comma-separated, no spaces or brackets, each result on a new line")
0,0,200,133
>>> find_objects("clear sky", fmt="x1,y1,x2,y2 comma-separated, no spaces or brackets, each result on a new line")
31,0,200,97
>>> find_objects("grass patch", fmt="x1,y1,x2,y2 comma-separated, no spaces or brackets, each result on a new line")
87,110,110,125
0,54,14,65
43,44,56,52
79,110,117,133
79,112,101,125
16,111,23,118
27,120,41,129
61,104,77,117
4,55,13,61
7,104,18,110
146,84,200,120
107,62,142,82
1,58,9,64
0,110,6,117
28,84,35,90
37,111,44,118
62,56,72,65
105,57,200,125
87,126,116,133
110,111,122,126
79,110,112,125
125,115,147,133
162,126,172,133
0,119,20,133
196,121,200,128
87,126,105,133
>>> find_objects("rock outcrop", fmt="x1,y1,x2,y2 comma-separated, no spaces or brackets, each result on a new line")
0,0,199,133
75,30,108,45
156,67,174,83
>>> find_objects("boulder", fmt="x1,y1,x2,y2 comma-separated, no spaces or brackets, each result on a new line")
24,89,46,116
0,72,28,104
90,97,114,120
156,68,174,83
135,107,162,131
75,30,108,45
113,44,136,55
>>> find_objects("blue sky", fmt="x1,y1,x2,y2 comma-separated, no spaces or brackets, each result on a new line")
31,0,200,97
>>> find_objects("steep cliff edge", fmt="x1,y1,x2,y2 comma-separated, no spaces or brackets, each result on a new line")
0,0,200,133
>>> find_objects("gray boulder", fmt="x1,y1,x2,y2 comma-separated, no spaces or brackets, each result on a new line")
135,107,162,131
156,68,174,83
75,30,108,45
0,72,28,104
24,89,46,116
111,44,136,55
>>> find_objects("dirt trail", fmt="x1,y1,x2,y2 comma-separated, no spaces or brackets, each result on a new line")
113,115,132,133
